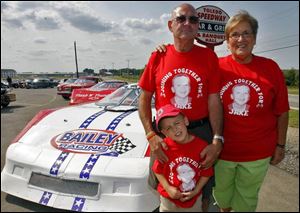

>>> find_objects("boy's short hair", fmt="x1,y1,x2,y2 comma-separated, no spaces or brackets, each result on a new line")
156,104,182,130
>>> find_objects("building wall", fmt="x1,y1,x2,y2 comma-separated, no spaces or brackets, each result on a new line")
1,69,17,78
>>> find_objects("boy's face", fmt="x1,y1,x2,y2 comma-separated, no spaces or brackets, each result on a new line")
231,85,250,105
160,114,189,144
172,76,190,98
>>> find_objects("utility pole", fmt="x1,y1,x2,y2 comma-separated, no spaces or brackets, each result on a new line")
74,41,79,78
127,59,130,75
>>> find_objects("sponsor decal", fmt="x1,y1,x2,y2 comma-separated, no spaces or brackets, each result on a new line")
51,129,135,155
49,110,107,176
77,110,136,180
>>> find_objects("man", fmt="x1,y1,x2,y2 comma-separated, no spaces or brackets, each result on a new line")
7,75,12,88
138,3,223,211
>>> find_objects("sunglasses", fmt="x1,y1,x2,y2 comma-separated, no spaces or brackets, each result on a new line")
173,15,199,24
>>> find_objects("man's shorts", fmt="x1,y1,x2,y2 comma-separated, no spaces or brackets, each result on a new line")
213,157,271,211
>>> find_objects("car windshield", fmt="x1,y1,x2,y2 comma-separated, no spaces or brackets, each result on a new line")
33,78,49,82
65,78,77,84
74,79,94,84
90,82,125,91
95,85,139,107
95,84,155,107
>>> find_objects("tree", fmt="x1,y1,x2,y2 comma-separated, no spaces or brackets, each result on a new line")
283,69,298,86
83,68,94,75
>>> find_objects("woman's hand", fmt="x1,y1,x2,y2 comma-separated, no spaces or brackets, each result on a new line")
270,146,285,165
155,44,168,53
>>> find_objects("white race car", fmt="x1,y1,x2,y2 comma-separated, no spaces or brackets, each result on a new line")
1,84,159,212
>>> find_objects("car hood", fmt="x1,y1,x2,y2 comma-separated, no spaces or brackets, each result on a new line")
8,104,153,179
19,104,148,157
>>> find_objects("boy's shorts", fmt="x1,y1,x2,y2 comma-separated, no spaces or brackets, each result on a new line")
213,157,271,212
159,195,203,212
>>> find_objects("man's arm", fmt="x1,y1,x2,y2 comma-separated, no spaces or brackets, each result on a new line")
138,89,168,162
208,93,223,138
138,89,154,134
200,93,223,168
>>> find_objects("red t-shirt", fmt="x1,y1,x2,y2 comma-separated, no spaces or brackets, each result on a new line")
219,55,290,161
152,136,214,208
139,44,221,121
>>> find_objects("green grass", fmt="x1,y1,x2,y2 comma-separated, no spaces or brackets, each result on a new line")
289,109,299,128
288,86,299,95
106,75,139,83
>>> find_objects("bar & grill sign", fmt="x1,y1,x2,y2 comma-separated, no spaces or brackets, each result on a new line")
196,5,230,46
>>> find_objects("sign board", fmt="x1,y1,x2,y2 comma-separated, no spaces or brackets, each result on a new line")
196,5,230,46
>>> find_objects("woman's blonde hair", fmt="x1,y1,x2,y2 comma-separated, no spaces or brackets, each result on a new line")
225,10,258,40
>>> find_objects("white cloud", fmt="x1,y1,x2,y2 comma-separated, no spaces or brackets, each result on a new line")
33,37,47,44
122,18,163,32
1,1,298,72
29,49,57,57
138,37,155,45
26,10,61,30
51,1,116,33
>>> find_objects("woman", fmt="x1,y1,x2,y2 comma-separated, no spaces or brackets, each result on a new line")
155,10,290,212
213,10,289,212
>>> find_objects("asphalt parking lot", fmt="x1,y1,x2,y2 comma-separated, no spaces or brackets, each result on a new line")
1,88,70,212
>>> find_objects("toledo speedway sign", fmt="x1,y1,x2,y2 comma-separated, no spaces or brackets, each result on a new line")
196,5,230,46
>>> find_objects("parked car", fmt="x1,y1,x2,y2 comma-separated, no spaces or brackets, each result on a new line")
1,83,16,107
11,80,20,88
23,79,34,89
69,80,128,105
1,84,159,211
57,76,103,100
27,78,53,89
49,79,60,87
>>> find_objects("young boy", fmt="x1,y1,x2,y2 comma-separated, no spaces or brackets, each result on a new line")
153,104,214,212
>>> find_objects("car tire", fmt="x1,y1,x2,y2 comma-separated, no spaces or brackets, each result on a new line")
62,95,70,100
1,95,10,107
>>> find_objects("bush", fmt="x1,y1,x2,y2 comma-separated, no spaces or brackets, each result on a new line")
283,69,299,86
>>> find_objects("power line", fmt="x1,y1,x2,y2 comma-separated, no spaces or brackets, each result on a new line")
254,44,299,54
257,33,299,45
260,5,299,24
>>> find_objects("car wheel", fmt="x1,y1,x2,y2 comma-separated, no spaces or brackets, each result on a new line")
1,95,10,107
62,95,70,100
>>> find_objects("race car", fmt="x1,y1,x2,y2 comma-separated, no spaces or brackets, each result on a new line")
69,80,128,105
57,76,102,100
1,84,159,212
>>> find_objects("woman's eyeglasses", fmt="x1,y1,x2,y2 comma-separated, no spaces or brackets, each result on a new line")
173,15,199,24
229,31,253,40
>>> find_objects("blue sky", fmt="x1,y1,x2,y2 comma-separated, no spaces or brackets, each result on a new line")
1,1,299,74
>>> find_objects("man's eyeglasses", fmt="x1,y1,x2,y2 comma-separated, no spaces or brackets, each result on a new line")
229,31,253,40
173,15,199,24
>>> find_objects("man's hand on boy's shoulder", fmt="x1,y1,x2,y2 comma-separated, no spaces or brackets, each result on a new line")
149,135,169,163
200,142,222,168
